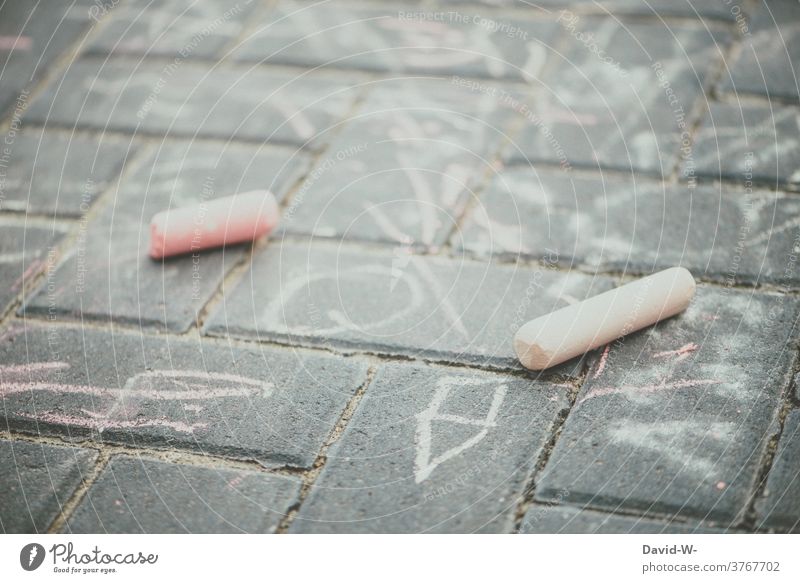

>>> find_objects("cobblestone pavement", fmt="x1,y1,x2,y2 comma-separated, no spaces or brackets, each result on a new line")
1,0,799,533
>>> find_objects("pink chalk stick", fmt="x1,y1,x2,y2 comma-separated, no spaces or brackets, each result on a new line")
148,190,279,259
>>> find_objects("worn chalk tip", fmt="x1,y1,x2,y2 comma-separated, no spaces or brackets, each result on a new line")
513,334,552,371
671,266,697,302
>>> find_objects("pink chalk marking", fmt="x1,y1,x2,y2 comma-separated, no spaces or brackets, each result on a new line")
11,258,44,292
578,379,721,406
0,35,32,51
227,475,244,489
592,344,611,379
2,371,269,401
24,383,262,401
130,387,265,400
124,370,273,399
715,481,727,490
27,410,207,434
149,190,279,259
653,342,699,362
0,381,110,398
143,370,267,385
0,362,70,375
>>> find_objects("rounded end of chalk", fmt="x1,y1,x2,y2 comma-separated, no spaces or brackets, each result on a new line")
513,334,553,371
668,266,697,307
678,266,696,291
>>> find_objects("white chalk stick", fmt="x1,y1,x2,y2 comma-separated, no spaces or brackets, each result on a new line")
514,267,696,371
149,190,279,259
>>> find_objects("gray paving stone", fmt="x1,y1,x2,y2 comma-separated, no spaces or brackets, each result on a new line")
720,1,800,102
0,219,67,315
0,323,367,468
65,455,301,533
552,0,734,19
85,0,258,59
442,0,737,20
23,58,358,147
24,140,308,332
203,241,614,374
0,130,131,217
755,409,800,532
0,0,94,116
688,102,800,189
282,79,513,248
0,438,98,533
233,2,558,81
291,363,568,533
457,168,800,287
520,504,727,533
536,286,799,523
506,19,728,175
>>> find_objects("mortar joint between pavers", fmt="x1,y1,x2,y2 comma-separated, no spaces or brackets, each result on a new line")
667,23,743,184
46,449,112,534
275,364,377,533
744,353,800,531
440,139,509,254
2,428,313,478
511,358,590,531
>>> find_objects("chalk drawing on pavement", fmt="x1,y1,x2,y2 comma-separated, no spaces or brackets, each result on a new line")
414,376,507,484
0,363,273,434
